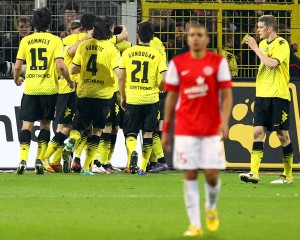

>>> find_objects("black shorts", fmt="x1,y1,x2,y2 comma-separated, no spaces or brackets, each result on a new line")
254,97,290,131
55,92,76,124
73,97,112,131
19,94,57,122
106,92,120,128
123,102,159,134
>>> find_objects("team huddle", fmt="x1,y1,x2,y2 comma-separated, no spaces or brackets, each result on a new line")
14,8,169,176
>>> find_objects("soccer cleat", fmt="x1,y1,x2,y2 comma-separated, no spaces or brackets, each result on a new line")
206,209,220,232
108,163,121,172
124,167,131,173
102,164,116,173
16,160,27,175
62,138,75,173
42,159,55,173
138,170,146,176
71,157,82,173
270,175,293,184
80,169,95,175
239,172,260,184
35,160,44,175
130,151,139,174
183,224,204,237
51,164,63,173
148,163,169,173
91,164,111,174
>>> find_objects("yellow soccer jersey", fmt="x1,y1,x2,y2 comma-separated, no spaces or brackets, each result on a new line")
120,45,168,105
109,35,117,45
72,38,120,99
16,32,64,95
59,32,87,94
256,37,290,100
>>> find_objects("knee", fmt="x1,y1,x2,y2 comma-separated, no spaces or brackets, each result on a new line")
206,174,218,186
276,131,290,144
253,128,265,140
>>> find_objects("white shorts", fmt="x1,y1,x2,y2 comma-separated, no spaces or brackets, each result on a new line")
173,135,226,170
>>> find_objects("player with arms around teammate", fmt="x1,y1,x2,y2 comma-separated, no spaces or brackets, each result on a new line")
119,21,167,175
162,22,232,236
14,7,74,174
239,15,294,184
62,16,120,175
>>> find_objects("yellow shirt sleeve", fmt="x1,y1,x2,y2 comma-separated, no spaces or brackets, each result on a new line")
16,38,26,61
272,39,289,64
158,55,168,73
111,46,120,70
54,38,64,59
119,51,126,69
109,35,117,45
72,44,82,66
116,41,132,53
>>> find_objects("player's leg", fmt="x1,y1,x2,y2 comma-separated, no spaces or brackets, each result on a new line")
139,131,153,175
240,97,267,183
107,127,121,172
203,169,221,233
36,120,51,174
73,129,89,172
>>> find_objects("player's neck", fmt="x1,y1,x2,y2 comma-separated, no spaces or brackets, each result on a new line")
138,41,150,46
190,49,206,59
267,32,278,43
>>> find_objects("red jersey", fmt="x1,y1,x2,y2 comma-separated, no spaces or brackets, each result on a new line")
165,51,232,136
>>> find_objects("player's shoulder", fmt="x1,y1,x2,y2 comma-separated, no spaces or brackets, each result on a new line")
275,36,288,46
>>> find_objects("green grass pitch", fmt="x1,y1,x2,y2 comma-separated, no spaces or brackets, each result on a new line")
0,172,299,240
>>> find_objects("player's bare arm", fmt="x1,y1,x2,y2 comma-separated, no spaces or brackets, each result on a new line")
246,36,279,70
162,90,179,152
159,71,166,91
220,87,233,139
67,29,93,57
13,59,24,86
115,25,129,43
56,58,75,88
118,68,126,110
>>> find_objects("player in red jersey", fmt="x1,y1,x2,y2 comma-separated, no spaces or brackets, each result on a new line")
162,22,233,237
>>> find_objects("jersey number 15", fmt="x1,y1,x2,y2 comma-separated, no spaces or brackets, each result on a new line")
29,48,48,71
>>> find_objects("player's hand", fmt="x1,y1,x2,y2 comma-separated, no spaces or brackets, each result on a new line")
162,132,171,152
219,122,229,140
245,36,258,51
86,30,93,39
14,77,24,86
68,80,75,89
121,97,126,110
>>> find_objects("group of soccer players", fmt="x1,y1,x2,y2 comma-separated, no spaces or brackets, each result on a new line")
11,6,294,237
13,7,169,176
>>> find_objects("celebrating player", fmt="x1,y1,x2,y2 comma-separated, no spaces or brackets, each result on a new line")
119,21,167,175
14,7,74,175
62,16,120,175
239,15,293,184
162,22,232,236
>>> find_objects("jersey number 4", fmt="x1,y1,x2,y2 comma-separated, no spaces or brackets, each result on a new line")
131,60,149,83
86,54,97,76
30,48,48,70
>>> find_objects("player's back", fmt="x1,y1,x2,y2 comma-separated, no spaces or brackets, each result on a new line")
73,38,120,99
17,32,63,95
121,45,167,105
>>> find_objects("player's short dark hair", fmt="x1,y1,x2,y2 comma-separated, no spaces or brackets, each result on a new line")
93,16,113,41
33,7,51,32
65,1,79,14
80,12,96,31
137,21,154,43
258,15,278,32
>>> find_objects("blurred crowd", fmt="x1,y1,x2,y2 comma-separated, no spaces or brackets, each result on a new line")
0,1,300,78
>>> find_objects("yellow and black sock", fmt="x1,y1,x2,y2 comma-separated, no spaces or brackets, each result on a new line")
100,133,111,165
19,129,31,163
108,134,117,162
52,145,63,165
140,138,153,171
75,131,88,159
68,130,81,151
125,135,137,167
250,142,264,175
152,132,166,163
36,129,50,160
283,143,293,179
43,132,67,161
83,135,100,171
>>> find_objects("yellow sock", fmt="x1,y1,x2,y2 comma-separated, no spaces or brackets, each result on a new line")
19,130,31,163
283,143,293,179
75,133,88,158
150,150,158,163
52,145,63,165
250,142,264,175
125,135,137,167
96,137,104,165
100,133,111,165
83,135,100,171
44,132,67,161
140,138,153,171
152,132,164,161
108,134,117,162
69,130,82,151
36,129,50,160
